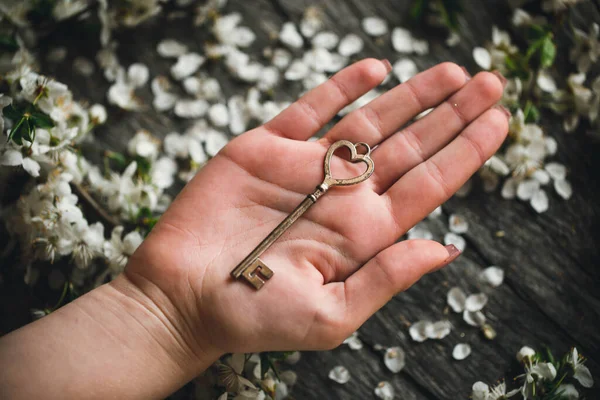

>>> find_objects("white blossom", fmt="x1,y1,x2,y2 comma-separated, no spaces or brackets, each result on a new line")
103,226,143,276
127,130,160,160
516,346,536,363
570,23,600,73
568,348,594,388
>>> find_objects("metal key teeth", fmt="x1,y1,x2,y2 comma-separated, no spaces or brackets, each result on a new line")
241,259,274,290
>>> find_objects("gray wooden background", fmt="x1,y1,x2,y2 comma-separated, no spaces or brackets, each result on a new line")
5,0,600,399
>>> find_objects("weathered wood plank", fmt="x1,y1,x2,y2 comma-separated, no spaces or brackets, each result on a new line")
3,0,600,399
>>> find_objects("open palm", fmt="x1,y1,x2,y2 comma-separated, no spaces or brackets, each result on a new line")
126,59,507,356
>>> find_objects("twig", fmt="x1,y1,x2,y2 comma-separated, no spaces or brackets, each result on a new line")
71,182,120,227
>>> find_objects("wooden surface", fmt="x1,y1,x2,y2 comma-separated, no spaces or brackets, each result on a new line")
5,0,600,399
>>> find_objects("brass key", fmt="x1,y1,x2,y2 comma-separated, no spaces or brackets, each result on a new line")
231,140,375,290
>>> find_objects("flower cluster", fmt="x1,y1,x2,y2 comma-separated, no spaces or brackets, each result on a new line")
0,0,597,398
472,346,593,399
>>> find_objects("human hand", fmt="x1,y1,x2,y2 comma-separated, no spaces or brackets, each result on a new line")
120,59,508,361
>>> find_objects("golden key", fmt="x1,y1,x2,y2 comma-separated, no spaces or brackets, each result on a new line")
230,140,375,290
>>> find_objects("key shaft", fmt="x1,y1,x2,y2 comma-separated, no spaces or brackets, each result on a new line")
231,184,329,279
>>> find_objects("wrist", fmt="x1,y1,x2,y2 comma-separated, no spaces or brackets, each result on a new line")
107,271,223,377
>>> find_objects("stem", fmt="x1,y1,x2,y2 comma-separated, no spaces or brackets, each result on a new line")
50,282,70,312
71,181,120,227
32,90,44,106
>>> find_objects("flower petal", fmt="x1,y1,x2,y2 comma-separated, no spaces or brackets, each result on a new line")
447,287,467,313
328,366,350,384
409,320,431,342
374,381,395,400
479,266,505,287
384,347,406,373
22,157,41,177
0,149,23,166
452,343,472,360
574,364,594,388
473,47,492,70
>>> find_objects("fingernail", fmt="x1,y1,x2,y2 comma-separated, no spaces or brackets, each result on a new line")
443,244,461,265
493,104,512,120
380,59,393,74
491,70,507,88
460,66,472,81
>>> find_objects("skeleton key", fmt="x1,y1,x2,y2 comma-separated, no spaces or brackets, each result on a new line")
231,140,375,290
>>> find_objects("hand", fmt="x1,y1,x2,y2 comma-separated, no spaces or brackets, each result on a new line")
122,59,508,359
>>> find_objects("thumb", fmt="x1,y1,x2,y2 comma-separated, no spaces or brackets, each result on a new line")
333,240,461,328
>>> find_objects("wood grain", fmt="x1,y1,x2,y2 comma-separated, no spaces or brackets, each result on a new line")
3,0,600,399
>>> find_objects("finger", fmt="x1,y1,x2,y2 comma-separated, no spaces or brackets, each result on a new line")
320,62,468,146
263,58,391,141
383,107,510,235
371,71,505,193
324,240,459,332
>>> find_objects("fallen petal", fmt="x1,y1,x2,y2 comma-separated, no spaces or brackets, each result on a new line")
463,310,486,327
479,266,504,287
447,287,467,313
409,320,432,342
329,366,350,384
384,347,406,373
374,381,395,400
466,293,489,312
452,343,472,360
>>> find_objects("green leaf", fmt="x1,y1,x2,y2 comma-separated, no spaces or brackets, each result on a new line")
135,156,152,181
22,119,34,143
438,0,463,31
525,37,544,61
3,104,24,121
105,151,127,169
7,117,25,144
30,110,55,129
540,36,556,69
410,0,429,21
523,101,540,123
259,353,270,379
136,207,159,231
0,34,19,52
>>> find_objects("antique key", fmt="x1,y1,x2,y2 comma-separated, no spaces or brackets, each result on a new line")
231,140,375,290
